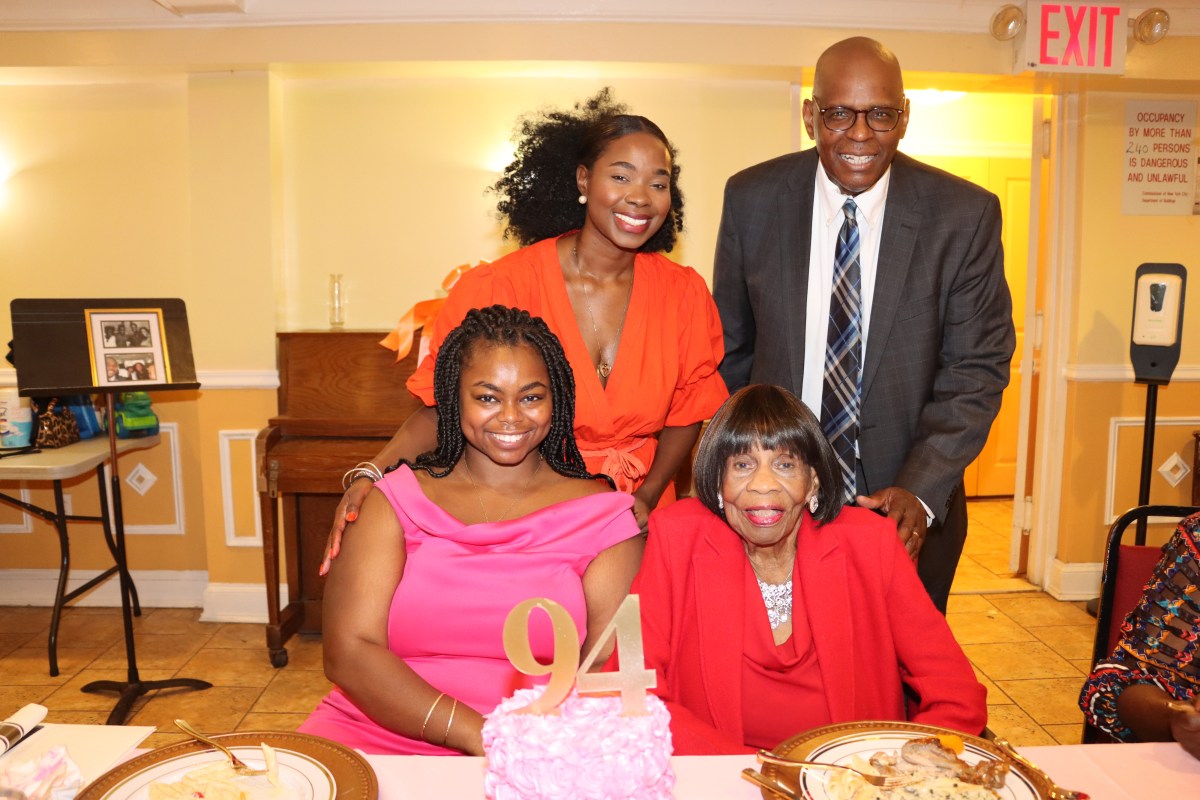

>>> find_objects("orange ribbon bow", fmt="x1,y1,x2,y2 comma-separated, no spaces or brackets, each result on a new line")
379,262,482,361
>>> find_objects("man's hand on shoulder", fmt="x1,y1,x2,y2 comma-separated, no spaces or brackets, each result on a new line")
856,486,928,561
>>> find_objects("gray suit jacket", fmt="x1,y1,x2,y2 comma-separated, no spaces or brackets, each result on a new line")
713,149,1015,523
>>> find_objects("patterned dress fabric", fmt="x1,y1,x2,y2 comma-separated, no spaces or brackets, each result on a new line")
1079,512,1200,740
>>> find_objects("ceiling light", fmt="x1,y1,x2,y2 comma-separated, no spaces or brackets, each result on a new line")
1131,8,1170,45
989,4,1026,41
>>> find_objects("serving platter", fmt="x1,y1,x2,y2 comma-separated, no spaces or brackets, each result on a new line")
759,721,1052,800
76,731,377,800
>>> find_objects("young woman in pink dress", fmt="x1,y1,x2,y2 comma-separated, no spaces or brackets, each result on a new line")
300,306,642,755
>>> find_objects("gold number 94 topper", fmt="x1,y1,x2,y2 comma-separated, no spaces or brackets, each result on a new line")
501,594,656,716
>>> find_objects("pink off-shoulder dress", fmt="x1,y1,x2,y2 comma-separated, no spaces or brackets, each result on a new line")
299,465,639,754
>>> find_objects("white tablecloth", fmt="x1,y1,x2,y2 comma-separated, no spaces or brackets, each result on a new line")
365,742,1199,800
1019,742,1197,799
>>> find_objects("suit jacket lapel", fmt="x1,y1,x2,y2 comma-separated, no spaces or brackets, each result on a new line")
797,521,857,721
780,151,819,390
863,155,921,398
693,521,747,739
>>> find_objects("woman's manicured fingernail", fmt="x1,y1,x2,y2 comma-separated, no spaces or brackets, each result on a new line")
346,511,358,522
319,559,329,577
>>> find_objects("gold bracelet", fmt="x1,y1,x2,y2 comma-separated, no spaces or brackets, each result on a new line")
419,692,445,742
442,698,458,746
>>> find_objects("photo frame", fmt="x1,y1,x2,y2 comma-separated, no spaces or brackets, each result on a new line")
85,308,172,387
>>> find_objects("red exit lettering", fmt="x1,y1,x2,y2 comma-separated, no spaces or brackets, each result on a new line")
1040,4,1121,67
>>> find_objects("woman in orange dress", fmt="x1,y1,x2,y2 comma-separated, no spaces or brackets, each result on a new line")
322,91,726,570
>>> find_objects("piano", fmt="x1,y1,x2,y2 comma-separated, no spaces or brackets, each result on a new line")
256,331,421,667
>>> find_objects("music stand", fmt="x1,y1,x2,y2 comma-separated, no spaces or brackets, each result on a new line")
10,298,211,724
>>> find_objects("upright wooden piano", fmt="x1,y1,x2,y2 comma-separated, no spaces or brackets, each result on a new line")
256,331,421,667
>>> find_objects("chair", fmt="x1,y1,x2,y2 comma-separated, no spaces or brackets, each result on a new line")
1082,503,1200,743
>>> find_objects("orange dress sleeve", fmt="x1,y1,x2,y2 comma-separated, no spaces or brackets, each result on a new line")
662,263,729,427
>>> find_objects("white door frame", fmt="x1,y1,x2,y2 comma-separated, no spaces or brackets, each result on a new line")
1024,92,1079,589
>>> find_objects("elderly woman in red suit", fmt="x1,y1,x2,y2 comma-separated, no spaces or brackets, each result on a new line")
635,384,987,754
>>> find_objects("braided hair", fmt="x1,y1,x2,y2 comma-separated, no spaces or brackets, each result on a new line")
399,305,604,485
491,87,685,253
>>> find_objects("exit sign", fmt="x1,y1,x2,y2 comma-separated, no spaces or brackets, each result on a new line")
1023,2,1127,74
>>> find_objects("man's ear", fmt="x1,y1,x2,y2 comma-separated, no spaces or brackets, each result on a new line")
802,99,817,140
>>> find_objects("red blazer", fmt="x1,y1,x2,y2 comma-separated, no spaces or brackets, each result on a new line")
635,498,987,754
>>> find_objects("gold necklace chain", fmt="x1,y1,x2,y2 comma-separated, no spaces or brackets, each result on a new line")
460,455,544,523
571,244,631,381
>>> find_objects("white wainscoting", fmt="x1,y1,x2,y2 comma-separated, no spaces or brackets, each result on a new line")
120,422,186,535
1104,415,1200,523
200,582,290,623
1045,558,1103,601
0,487,34,534
0,572,289,624
220,429,263,547
0,568,207,607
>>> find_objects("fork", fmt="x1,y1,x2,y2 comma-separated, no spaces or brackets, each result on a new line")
173,719,269,776
992,737,1089,800
757,749,919,787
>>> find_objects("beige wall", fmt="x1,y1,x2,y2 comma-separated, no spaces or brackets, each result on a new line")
1055,87,1200,566
0,21,1197,607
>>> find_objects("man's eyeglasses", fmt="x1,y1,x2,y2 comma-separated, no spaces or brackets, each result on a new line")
812,99,906,132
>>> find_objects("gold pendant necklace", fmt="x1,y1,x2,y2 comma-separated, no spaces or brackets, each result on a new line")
572,244,631,382
460,455,543,523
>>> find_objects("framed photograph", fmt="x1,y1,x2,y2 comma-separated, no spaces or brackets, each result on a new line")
85,308,172,387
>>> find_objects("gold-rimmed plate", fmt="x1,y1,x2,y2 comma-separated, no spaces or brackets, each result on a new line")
760,721,1052,800
77,732,377,800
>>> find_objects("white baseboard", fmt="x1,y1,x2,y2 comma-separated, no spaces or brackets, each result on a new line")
1044,559,1103,601
0,570,291,625
0,568,207,607
200,583,290,624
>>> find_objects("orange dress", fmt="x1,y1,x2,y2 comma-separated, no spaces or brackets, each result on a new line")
407,235,728,501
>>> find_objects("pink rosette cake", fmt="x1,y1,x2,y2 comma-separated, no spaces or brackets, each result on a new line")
482,687,675,800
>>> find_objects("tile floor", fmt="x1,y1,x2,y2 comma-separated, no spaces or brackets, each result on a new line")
0,499,1095,748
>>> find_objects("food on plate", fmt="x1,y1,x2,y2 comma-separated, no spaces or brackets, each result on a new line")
148,743,293,800
825,736,1010,800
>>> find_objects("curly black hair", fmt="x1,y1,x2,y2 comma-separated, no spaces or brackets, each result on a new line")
491,88,685,253
393,305,608,486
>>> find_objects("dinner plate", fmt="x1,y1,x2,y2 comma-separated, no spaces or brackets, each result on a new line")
76,732,377,800
759,721,1052,800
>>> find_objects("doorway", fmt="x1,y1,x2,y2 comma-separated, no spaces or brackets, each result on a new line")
919,154,1031,499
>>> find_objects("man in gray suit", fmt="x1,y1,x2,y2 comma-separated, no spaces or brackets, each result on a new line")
713,37,1015,611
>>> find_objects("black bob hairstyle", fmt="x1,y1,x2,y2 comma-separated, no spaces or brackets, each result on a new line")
491,88,685,253
692,384,844,525
395,305,600,485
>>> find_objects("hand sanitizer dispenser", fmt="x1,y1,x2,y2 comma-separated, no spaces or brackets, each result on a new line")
1129,263,1186,385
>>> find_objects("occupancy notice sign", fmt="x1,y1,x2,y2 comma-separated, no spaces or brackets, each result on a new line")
1122,99,1196,215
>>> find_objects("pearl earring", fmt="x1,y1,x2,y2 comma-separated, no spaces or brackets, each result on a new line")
578,194,587,204
808,494,819,513
717,496,725,512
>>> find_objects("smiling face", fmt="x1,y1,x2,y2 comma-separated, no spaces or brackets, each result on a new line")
458,341,553,468
720,443,819,551
576,130,673,251
803,39,909,196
